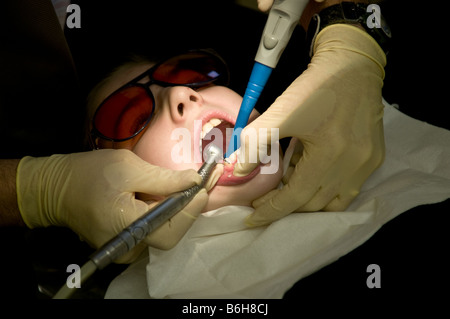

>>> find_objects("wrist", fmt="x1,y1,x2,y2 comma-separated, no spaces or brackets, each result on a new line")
300,0,369,32
16,155,64,228
305,1,391,56
0,159,25,227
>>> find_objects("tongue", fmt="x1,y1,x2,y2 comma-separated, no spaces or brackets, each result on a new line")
202,121,234,160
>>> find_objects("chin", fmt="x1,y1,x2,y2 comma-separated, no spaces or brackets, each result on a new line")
203,162,283,212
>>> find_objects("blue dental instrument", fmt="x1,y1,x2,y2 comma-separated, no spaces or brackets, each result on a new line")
225,0,309,159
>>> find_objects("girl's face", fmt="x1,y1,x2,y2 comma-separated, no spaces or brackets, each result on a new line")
91,62,283,211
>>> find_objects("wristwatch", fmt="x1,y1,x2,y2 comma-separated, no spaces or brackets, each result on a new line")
306,1,392,56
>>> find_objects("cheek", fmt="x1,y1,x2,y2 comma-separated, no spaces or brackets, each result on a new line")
201,86,244,116
133,124,198,171
133,123,174,168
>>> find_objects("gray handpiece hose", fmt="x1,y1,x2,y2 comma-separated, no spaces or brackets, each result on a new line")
90,188,200,269
90,144,223,270
255,0,309,68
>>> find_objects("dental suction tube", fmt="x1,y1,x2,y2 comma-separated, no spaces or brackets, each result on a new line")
225,0,309,158
53,144,222,299
255,0,309,68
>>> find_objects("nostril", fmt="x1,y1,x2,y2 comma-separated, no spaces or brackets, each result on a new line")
177,103,184,116
190,95,197,102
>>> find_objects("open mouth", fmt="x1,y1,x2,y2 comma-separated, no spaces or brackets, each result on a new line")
195,112,261,186
200,118,233,158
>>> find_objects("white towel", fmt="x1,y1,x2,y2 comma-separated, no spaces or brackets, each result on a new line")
105,100,450,299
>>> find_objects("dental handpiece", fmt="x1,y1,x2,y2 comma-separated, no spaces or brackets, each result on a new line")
225,0,309,159
90,143,223,270
53,144,222,299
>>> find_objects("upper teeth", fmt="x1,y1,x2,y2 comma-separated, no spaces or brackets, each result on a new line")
200,118,223,154
201,118,222,139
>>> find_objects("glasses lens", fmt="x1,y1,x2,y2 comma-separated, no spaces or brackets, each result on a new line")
152,52,228,86
94,86,153,141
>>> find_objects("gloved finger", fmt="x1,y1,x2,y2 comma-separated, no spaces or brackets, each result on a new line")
247,144,336,226
246,182,342,227
233,146,259,178
247,177,347,227
130,166,202,196
311,125,385,212
323,192,357,212
257,0,273,12
295,185,344,212
247,184,307,227
254,137,303,206
282,138,303,184
144,189,208,250
321,148,384,212
298,177,360,212
82,191,151,263
233,107,286,177
282,165,294,184
204,164,224,192
257,156,350,214
103,151,202,196
288,151,369,213
293,139,383,213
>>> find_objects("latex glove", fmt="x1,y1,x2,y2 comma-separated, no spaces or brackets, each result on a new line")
257,0,325,12
234,24,386,226
16,149,208,262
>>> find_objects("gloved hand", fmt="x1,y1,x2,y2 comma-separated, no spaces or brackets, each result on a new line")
16,149,208,262
257,0,325,12
234,24,387,226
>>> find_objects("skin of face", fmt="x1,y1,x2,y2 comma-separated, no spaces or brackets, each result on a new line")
90,61,283,212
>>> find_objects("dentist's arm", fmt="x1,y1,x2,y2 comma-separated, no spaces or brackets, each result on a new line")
0,159,23,227
6,149,207,262
236,0,386,226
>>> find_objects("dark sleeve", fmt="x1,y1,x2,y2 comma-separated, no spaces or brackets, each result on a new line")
0,0,85,158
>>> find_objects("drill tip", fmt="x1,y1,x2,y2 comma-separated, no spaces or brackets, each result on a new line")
203,144,223,163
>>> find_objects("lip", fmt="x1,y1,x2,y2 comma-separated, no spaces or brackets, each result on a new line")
217,160,261,186
193,110,261,186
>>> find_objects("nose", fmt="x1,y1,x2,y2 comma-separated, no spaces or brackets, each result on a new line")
166,86,203,123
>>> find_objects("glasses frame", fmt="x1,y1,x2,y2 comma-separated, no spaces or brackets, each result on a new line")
90,49,230,149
